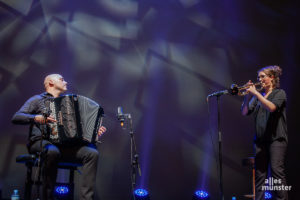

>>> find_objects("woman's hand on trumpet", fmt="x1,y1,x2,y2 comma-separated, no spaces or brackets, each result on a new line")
237,81,262,96
246,80,259,96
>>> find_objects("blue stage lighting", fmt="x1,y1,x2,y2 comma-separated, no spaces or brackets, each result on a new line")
193,190,210,199
54,184,73,200
134,188,150,200
55,186,69,194
135,189,149,196
265,191,272,199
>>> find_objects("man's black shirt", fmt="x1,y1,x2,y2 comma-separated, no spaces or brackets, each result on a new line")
11,92,54,145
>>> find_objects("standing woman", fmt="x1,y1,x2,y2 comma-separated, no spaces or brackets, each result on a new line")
241,65,288,200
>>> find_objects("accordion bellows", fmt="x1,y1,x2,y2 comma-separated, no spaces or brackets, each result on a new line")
49,94,104,145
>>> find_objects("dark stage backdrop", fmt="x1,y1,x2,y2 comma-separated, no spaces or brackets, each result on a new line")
0,0,299,199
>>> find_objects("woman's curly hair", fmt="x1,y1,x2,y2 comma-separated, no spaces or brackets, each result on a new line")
258,65,282,88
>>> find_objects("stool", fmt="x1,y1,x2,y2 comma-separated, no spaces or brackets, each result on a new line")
16,154,83,200
242,157,255,200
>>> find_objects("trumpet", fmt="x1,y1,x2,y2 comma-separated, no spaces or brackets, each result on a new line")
230,82,263,96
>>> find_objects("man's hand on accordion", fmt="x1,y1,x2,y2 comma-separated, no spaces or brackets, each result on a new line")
34,115,57,124
98,126,107,137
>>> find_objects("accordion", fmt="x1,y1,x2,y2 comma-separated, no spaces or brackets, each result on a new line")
48,94,104,145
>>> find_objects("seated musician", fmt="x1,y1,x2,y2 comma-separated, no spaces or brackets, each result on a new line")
12,74,106,200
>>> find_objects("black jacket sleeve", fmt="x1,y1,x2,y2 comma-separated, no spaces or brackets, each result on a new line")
247,96,258,115
269,89,286,111
11,95,40,124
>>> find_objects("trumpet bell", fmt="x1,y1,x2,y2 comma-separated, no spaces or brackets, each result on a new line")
229,84,239,95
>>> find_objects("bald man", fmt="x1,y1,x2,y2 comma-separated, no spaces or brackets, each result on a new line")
12,74,106,200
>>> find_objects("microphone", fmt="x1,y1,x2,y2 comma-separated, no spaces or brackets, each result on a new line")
206,84,240,101
207,90,229,98
39,98,51,119
117,106,125,127
42,107,51,118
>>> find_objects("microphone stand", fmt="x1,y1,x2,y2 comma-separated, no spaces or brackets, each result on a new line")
36,109,50,200
216,95,224,200
207,93,225,200
207,85,240,200
119,113,141,200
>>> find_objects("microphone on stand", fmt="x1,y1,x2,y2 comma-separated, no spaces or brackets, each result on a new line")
117,106,125,127
42,107,51,118
206,84,239,101
38,98,51,123
206,89,229,102
207,90,229,98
